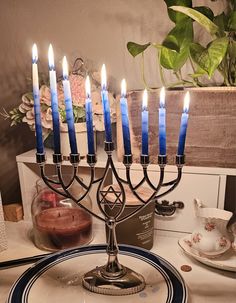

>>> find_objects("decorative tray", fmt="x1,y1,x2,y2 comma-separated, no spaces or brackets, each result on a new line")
178,235,236,272
7,244,187,303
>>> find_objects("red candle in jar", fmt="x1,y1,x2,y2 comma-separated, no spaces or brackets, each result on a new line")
35,207,92,250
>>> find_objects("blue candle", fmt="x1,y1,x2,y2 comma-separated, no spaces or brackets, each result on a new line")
141,89,149,155
159,87,166,155
85,76,95,155
48,44,61,154
120,79,131,155
101,64,112,142
62,56,78,155
177,92,190,155
32,44,44,154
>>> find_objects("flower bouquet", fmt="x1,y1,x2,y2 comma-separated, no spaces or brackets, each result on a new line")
2,59,116,141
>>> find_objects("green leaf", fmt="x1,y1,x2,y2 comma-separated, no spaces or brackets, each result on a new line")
227,11,236,31
160,19,193,70
160,47,189,71
170,6,219,35
214,13,227,33
194,6,214,21
162,19,193,52
127,42,151,57
164,0,192,23
228,40,236,61
190,37,229,77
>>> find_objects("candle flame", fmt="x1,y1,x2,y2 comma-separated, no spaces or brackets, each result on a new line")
160,87,165,108
85,76,91,97
62,56,69,79
183,91,190,113
142,89,148,109
121,79,126,97
101,64,107,89
48,44,55,70
32,43,38,63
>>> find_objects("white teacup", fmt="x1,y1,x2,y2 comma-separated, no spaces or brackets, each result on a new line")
190,199,232,258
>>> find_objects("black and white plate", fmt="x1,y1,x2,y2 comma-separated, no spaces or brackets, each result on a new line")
7,244,187,303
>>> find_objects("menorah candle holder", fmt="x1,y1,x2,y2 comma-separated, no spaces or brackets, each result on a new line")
36,141,185,296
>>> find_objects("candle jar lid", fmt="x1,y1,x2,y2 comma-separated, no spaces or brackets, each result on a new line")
31,176,93,252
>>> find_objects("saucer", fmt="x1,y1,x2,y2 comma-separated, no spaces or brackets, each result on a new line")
178,235,236,272
188,234,231,258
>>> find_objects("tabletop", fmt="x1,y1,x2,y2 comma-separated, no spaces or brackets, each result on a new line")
0,221,235,303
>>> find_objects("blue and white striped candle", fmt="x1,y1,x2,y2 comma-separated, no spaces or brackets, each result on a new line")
141,89,149,156
32,44,44,154
177,92,190,155
101,64,112,142
48,44,61,154
159,87,166,155
62,56,78,155
85,76,95,155
120,79,131,155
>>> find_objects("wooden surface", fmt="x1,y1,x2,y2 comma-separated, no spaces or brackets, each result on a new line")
116,87,236,168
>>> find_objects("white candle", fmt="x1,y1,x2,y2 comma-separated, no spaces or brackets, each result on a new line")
32,43,44,154
159,87,166,155
177,92,190,155
48,44,60,154
101,64,112,142
62,56,78,155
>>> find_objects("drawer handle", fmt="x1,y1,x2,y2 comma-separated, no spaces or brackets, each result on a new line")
155,200,184,216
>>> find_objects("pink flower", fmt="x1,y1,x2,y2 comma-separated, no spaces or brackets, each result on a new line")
205,222,215,232
68,74,86,106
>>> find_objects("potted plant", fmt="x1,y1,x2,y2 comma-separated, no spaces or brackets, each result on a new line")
2,60,116,157
127,0,236,87
118,0,236,168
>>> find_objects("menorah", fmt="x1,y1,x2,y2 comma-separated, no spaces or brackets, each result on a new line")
30,43,189,296
36,142,185,296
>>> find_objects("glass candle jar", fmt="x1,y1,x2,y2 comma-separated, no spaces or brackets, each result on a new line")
31,176,93,251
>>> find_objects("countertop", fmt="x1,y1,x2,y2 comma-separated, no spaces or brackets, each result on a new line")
0,221,235,303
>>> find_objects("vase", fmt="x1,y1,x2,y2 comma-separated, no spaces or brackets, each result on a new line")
116,87,236,168
60,122,96,158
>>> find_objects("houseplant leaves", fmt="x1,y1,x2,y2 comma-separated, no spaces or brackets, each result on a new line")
190,37,229,77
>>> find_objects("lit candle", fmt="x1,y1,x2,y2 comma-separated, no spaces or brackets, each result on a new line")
32,44,44,154
159,87,166,155
120,79,131,155
177,92,190,155
101,64,112,142
48,44,61,154
85,76,95,155
141,89,149,155
62,56,78,155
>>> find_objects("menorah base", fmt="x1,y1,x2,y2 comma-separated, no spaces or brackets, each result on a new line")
82,264,145,296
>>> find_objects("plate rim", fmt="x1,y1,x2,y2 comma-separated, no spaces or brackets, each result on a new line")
7,244,188,303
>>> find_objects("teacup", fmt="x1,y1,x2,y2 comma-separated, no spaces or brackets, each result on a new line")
189,199,232,258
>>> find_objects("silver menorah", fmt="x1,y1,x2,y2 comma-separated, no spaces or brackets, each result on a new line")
36,142,184,296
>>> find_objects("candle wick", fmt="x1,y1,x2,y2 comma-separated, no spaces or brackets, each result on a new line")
72,215,74,221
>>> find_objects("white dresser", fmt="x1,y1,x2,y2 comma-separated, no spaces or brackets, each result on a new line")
16,148,236,233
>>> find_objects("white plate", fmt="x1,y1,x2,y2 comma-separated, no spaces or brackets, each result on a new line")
178,235,236,272
7,244,187,303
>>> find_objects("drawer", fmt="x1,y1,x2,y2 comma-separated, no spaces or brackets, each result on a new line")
116,168,220,233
